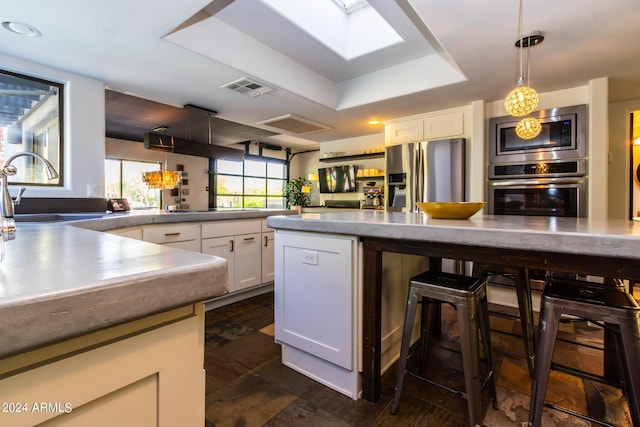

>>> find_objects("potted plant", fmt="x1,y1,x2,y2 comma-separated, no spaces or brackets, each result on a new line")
283,177,311,212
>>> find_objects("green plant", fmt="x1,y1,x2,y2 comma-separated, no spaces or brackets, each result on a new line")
283,177,310,208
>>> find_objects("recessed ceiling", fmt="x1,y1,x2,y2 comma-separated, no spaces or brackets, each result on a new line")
0,0,639,149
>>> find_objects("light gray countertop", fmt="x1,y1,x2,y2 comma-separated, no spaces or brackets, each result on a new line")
266,211,640,259
0,209,295,359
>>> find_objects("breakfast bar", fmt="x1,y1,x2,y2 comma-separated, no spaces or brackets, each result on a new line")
266,210,640,402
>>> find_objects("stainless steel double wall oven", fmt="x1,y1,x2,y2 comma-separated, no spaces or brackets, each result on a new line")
487,104,588,218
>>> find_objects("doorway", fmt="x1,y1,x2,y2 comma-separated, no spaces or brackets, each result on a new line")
631,111,640,219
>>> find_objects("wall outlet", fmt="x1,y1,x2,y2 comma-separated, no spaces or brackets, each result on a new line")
302,250,319,265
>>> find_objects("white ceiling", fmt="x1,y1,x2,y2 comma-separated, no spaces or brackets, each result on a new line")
1,0,640,149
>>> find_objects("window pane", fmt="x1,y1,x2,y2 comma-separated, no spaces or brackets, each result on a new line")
245,160,265,177
217,159,243,175
267,162,285,179
245,177,266,195
104,159,121,198
244,196,265,208
267,178,283,196
267,197,285,209
1,70,63,186
122,161,160,209
217,195,242,209
217,175,243,195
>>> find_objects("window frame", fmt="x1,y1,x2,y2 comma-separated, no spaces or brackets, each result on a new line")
212,155,287,210
105,158,162,210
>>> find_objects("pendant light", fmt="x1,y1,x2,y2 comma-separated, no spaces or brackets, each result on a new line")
515,117,542,140
504,0,542,118
142,128,181,189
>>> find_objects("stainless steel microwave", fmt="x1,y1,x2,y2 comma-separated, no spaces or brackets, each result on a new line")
488,104,587,164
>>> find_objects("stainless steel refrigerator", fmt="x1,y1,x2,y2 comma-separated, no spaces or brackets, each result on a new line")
386,138,466,212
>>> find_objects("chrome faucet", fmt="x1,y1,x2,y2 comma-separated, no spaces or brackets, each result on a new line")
0,152,59,241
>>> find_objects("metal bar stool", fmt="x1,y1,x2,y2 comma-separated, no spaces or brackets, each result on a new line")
391,270,498,427
472,263,535,376
528,278,640,427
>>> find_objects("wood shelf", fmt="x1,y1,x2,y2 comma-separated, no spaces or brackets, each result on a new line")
319,152,384,162
356,176,384,181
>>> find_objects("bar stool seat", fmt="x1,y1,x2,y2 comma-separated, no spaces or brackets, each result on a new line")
391,270,498,427
472,263,535,376
529,278,640,427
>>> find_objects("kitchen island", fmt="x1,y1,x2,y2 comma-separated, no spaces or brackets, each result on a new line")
0,219,229,426
266,210,640,402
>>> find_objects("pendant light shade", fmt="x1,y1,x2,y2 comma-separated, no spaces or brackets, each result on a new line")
515,117,542,140
142,170,180,189
504,78,539,117
504,0,542,118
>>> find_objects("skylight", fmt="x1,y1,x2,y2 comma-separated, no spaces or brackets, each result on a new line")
331,0,369,14
261,0,403,61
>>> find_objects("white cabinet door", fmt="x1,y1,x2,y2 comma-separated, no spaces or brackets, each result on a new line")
387,119,424,144
423,111,464,139
275,231,356,369
233,232,261,291
261,231,275,283
202,236,235,289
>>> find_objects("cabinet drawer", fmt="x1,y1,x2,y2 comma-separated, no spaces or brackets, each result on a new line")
262,219,273,232
202,220,261,238
142,223,200,244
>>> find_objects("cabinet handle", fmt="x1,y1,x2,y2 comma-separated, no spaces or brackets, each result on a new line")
264,236,268,247
229,240,234,252
243,236,256,241
164,232,181,237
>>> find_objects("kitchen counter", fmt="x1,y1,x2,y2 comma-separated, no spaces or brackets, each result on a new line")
0,223,227,359
267,210,640,259
267,210,640,402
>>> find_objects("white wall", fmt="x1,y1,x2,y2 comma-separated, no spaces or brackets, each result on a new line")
0,53,106,198
105,138,210,211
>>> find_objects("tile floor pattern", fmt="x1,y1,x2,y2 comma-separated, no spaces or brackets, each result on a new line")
204,293,633,426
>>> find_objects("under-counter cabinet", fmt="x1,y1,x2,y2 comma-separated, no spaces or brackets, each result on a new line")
274,230,360,399
142,223,200,252
0,304,205,427
201,220,262,292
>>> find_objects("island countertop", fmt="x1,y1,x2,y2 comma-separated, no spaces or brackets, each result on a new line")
0,223,227,359
266,210,640,259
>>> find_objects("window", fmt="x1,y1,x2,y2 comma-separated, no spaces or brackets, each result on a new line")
0,69,63,185
105,159,161,209
215,158,286,209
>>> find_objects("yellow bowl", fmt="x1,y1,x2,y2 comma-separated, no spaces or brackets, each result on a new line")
416,202,486,219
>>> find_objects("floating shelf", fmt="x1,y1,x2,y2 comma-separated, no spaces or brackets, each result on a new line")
319,152,384,162
356,176,385,181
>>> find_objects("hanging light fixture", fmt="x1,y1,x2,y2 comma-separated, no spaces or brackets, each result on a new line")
142,168,180,190
504,0,543,118
515,117,542,140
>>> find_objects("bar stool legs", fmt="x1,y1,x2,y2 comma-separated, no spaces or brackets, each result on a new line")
473,263,535,376
528,279,640,427
392,271,497,427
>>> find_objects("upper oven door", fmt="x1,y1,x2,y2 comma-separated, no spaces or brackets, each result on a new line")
489,104,587,163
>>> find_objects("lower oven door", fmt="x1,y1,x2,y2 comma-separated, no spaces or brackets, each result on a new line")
488,177,587,217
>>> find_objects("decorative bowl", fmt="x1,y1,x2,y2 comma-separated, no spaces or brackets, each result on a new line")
416,202,486,219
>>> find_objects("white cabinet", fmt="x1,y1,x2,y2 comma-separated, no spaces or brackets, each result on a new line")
202,220,262,293
142,223,200,252
274,230,360,399
261,220,274,283
386,110,465,145
107,226,142,240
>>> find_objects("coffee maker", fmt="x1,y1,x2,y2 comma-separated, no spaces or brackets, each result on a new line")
362,185,384,209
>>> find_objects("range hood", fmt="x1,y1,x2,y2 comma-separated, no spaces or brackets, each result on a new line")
105,90,278,146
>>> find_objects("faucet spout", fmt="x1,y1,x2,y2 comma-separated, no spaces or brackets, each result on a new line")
0,152,59,236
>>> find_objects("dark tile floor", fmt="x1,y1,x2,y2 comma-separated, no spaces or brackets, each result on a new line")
203,292,633,426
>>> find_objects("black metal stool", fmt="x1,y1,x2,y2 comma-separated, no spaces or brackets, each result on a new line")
391,270,498,427
528,278,640,427
473,263,536,376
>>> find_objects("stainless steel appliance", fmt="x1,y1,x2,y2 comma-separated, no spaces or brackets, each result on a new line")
362,185,384,209
489,104,587,164
386,138,466,212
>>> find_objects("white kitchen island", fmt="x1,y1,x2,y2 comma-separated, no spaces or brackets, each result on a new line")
0,223,227,427
267,210,640,402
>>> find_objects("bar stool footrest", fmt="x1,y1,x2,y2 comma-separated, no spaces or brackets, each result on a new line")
543,402,616,427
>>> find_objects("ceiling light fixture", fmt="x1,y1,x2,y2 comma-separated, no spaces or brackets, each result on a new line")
1,21,41,37
504,0,542,118
368,120,381,125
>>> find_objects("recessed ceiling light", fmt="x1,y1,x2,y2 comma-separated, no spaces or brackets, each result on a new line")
368,120,382,125
2,21,41,37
